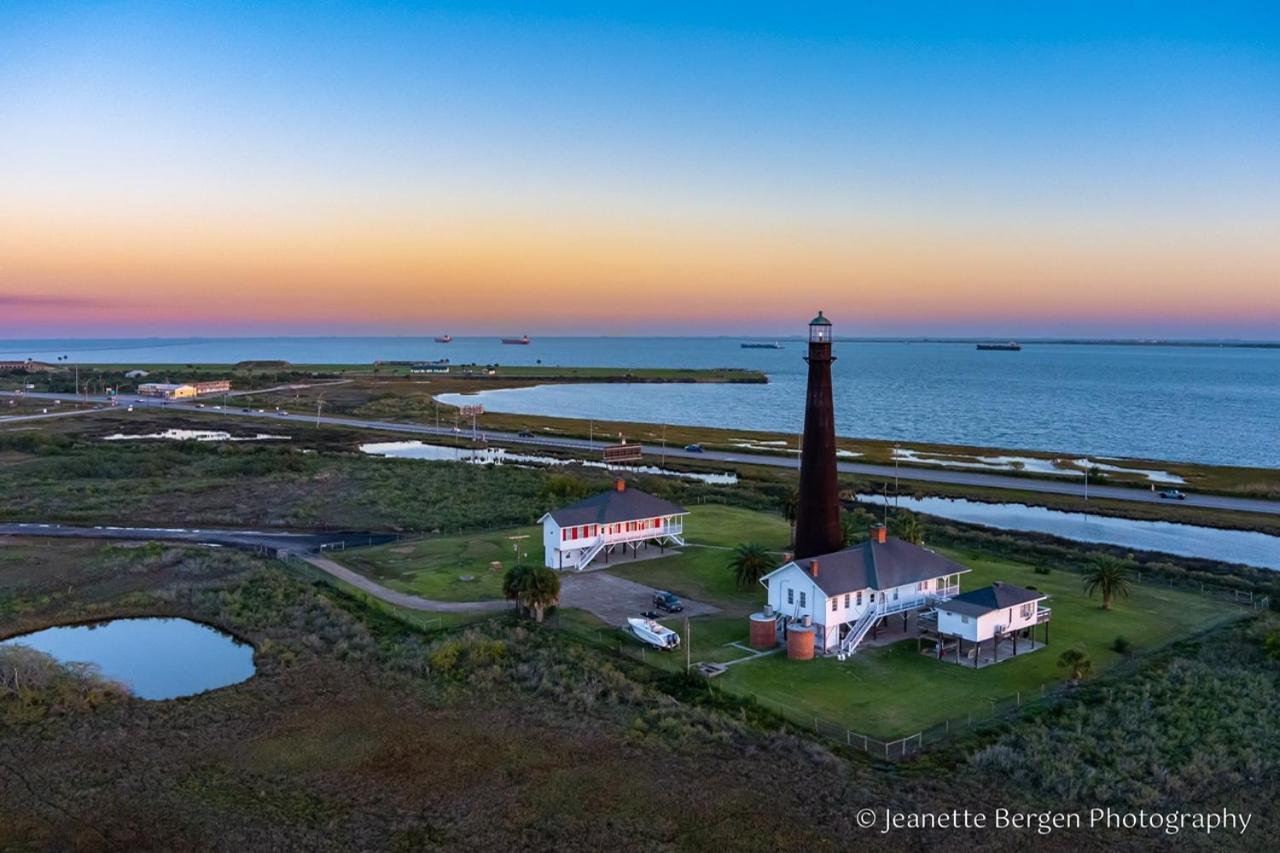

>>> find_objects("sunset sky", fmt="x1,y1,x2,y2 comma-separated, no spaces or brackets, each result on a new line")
2,2,1277,338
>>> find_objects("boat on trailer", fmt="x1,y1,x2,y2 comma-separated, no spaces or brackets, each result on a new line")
627,617,680,650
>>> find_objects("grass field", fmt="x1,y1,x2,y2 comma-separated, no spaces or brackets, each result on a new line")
607,504,793,616
715,545,1245,738
552,504,1249,737
336,525,542,601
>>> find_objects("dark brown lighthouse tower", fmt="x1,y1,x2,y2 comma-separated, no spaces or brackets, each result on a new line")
793,311,843,559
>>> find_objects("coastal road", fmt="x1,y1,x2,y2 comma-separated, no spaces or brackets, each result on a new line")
0,405,111,424
4,389,1280,518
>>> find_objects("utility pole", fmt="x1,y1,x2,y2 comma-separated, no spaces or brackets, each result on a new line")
894,444,901,508
315,394,324,428
684,616,691,674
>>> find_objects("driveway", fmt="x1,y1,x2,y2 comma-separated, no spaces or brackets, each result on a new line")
559,571,719,626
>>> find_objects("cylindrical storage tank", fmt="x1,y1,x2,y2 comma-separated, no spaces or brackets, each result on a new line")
748,613,777,650
787,625,815,660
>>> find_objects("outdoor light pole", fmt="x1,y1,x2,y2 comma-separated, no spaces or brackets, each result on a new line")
894,443,901,508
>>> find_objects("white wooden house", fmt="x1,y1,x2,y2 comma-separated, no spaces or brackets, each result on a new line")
925,582,1052,665
758,525,968,658
539,480,687,570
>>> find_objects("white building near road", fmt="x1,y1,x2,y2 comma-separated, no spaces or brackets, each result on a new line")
930,582,1051,652
539,480,687,570
758,524,969,658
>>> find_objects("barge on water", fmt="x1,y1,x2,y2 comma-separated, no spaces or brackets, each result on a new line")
977,341,1022,351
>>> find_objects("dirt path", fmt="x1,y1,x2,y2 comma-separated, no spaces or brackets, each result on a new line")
300,554,511,613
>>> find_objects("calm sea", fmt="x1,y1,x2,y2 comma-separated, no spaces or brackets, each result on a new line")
4,336,1278,467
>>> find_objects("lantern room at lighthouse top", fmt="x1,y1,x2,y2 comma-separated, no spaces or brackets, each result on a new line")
809,311,832,343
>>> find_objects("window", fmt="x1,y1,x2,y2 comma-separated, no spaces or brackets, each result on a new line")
799,592,807,608
961,615,970,624
787,589,794,605
1020,603,1034,619
832,598,838,612
892,588,899,600
843,594,850,608
856,591,862,606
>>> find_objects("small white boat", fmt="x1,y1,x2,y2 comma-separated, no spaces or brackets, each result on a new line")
627,617,680,650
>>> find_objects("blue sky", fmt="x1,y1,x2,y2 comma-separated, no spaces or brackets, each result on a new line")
2,2,1277,336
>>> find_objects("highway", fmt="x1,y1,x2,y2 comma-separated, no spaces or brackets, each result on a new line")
4,388,1280,518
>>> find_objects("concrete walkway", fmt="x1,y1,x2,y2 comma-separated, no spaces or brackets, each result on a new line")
300,554,511,613
558,571,719,626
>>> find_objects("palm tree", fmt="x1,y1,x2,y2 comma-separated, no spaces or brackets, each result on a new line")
1081,555,1133,611
890,510,924,545
727,542,773,590
502,564,561,623
1057,647,1093,684
840,507,875,546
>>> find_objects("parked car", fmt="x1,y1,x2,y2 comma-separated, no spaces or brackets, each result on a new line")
517,430,535,438
683,443,704,453
1158,488,1187,500
652,590,683,613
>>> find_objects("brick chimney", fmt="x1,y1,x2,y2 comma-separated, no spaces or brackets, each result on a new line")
870,523,888,544
809,559,820,578
615,478,626,492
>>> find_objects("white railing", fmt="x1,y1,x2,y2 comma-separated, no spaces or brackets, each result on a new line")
837,585,957,659
1035,607,1052,624
838,606,882,658
576,538,606,568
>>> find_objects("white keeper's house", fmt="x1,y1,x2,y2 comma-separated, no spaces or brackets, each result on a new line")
539,480,688,571
758,524,969,658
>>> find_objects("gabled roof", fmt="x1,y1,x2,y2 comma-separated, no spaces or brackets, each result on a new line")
938,582,1047,617
541,486,687,527
763,537,969,596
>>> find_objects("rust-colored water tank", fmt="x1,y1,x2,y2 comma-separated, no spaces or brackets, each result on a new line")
787,624,816,660
748,612,777,650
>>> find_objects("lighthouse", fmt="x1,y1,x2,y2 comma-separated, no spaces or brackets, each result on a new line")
793,311,843,559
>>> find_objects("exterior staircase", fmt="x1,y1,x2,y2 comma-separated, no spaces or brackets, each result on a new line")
576,538,606,570
836,605,882,659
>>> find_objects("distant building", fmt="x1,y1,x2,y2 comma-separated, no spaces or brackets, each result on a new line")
410,364,449,374
0,360,55,373
125,370,150,379
191,380,231,395
136,379,230,399
137,383,198,400
539,480,687,570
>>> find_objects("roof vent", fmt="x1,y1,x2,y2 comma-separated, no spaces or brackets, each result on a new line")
615,478,626,492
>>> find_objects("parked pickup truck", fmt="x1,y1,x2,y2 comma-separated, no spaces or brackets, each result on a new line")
652,590,683,613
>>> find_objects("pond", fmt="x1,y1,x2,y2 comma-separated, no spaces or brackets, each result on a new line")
859,493,1280,571
0,617,256,700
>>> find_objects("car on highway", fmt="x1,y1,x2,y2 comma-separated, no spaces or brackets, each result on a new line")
683,443,704,453
1158,488,1187,500
652,590,683,613
517,430,535,438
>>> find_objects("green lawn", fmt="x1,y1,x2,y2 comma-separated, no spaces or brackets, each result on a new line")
337,525,540,601
607,504,792,615
718,547,1244,739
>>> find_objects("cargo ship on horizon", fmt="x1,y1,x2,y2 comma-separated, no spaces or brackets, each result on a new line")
434,335,452,343
502,335,531,345
976,341,1022,351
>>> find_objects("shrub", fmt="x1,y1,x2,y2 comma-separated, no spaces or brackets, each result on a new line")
1111,635,1132,655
